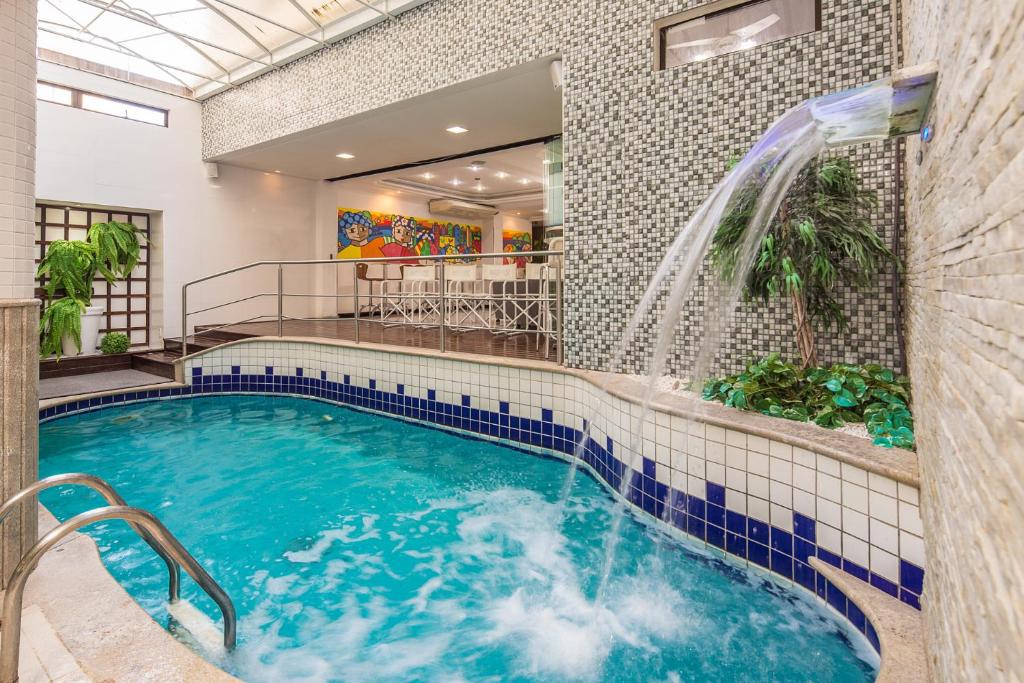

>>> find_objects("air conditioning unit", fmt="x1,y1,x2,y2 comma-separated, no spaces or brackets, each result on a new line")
428,198,499,218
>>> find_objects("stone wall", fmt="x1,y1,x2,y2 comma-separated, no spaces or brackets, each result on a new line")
0,0,39,588
201,0,902,376
901,0,1024,679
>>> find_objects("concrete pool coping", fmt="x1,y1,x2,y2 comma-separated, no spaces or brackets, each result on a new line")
23,507,237,682
812,558,928,682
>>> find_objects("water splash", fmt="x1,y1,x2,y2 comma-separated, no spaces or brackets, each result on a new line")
555,77,903,599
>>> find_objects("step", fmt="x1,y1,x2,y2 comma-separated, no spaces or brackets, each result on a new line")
130,352,178,380
162,336,223,355
0,604,90,682
40,352,132,380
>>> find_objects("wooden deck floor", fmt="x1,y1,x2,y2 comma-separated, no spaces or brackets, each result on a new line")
200,318,554,362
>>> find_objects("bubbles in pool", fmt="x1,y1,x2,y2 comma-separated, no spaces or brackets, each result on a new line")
40,396,877,682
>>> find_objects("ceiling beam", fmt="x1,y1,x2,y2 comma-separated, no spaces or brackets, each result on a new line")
207,0,320,45
197,0,274,60
39,22,230,87
353,0,397,21
73,0,271,69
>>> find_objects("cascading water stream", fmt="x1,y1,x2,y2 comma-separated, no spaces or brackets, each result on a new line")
553,77,912,606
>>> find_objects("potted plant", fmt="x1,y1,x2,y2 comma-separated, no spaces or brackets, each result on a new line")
36,221,146,360
709,156,897,367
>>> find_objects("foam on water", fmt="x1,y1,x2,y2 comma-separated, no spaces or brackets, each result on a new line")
40,396,877,682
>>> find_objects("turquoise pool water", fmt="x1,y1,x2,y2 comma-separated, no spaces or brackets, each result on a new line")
40,396,876,682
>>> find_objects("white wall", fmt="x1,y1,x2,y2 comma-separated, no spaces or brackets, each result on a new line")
34,62,319,340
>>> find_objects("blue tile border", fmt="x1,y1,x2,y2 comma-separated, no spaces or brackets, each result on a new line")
40,367,927,652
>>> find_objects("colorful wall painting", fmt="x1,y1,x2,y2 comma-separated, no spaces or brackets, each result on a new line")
337,208,482,262
502,228,533,267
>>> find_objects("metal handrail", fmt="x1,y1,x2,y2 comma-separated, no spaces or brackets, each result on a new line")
181,250,565,360
0,504,237,683
0,473,180,601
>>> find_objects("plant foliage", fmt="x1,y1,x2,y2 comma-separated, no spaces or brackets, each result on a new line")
710,156,897,367
39,297,85,359
88,221,146,278
100,332,131,355
35,221,145,361
703,353,915,450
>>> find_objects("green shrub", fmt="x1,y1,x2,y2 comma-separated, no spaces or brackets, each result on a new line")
702,354,915,450
100,332,131,355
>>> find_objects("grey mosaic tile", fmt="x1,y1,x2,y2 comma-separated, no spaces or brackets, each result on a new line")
201,0,901,376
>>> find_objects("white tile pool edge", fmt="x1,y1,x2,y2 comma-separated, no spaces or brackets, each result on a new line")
37,337,929,680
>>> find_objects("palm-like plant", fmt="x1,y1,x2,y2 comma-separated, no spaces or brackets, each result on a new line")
710,156,896,367
36,221,146,359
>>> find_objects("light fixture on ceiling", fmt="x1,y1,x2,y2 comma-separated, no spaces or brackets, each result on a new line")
495,171,509,179
446,126,469,134
421,172,434,179
451,178,462,186
273,170,281,173
475,184,484,192
519,178,530,185
335,152,355,159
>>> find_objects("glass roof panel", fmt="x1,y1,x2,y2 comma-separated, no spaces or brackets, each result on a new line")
37,0,430,97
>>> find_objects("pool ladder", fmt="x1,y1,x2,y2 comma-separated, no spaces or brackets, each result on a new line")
0,473,237,683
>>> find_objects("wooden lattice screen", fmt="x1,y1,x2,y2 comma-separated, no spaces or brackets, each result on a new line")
34,203,152,347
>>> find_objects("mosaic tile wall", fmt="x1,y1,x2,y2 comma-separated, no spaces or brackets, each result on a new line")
201,0,901,376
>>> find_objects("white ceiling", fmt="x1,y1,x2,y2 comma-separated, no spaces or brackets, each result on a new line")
37,0,432,98
212,59,563,181
344,142,553,220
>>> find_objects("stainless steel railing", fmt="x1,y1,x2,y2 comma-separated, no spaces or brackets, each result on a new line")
0,474,237,682
180,250,565,362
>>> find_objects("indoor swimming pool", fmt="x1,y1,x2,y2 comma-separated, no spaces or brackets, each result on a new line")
39,395,877,682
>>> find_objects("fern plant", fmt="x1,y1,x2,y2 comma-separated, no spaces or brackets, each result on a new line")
710,156,896,367
88,221,145,278
39,297,85,358
36,221,145,360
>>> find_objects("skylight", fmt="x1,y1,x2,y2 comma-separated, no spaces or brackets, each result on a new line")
36,0,432,99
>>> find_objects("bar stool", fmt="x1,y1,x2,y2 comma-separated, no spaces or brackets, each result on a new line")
399,264,438,327
480,263,521,333
525,262,553,355
444,263,486,331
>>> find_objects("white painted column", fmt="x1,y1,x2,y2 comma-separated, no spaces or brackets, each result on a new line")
0,0,40,587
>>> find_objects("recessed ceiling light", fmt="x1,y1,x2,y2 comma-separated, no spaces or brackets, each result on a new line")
520,178,530,185
273,170,281,173
446,126,469,134
475,184,484,192
495,171,509,179
421,172,434,179
336,152,355,159
451,178,462,186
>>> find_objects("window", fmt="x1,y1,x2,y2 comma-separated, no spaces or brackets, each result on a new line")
37,82,73,105
36,81,168,127
654,0,821,70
